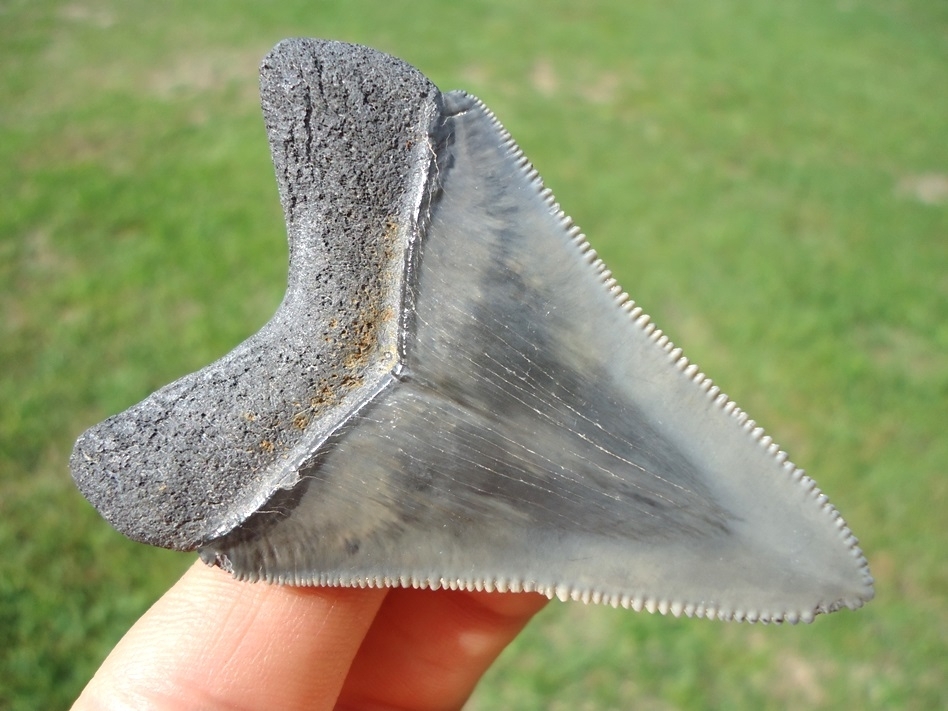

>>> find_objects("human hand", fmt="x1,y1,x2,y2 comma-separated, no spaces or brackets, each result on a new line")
72,560,548,710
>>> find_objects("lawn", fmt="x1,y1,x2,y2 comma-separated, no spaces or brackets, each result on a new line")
2,1,946,708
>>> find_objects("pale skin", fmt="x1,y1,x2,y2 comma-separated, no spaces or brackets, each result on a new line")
73,561,548,710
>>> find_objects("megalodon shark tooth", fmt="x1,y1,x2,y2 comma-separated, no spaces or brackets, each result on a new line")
71,38,873,624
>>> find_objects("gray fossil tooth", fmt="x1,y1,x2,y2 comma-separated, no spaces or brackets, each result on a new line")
70,38,873,623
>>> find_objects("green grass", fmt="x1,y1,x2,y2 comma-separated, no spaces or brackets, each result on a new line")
2,0,946,708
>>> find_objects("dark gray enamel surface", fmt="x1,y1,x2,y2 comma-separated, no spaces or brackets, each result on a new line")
72,39,872,622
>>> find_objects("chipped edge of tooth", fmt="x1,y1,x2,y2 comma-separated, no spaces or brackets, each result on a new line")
454,91,874,606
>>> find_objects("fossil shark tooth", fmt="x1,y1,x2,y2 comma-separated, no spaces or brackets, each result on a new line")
70,38,873,623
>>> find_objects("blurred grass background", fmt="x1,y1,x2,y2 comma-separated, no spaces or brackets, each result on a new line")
1,0,946,708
